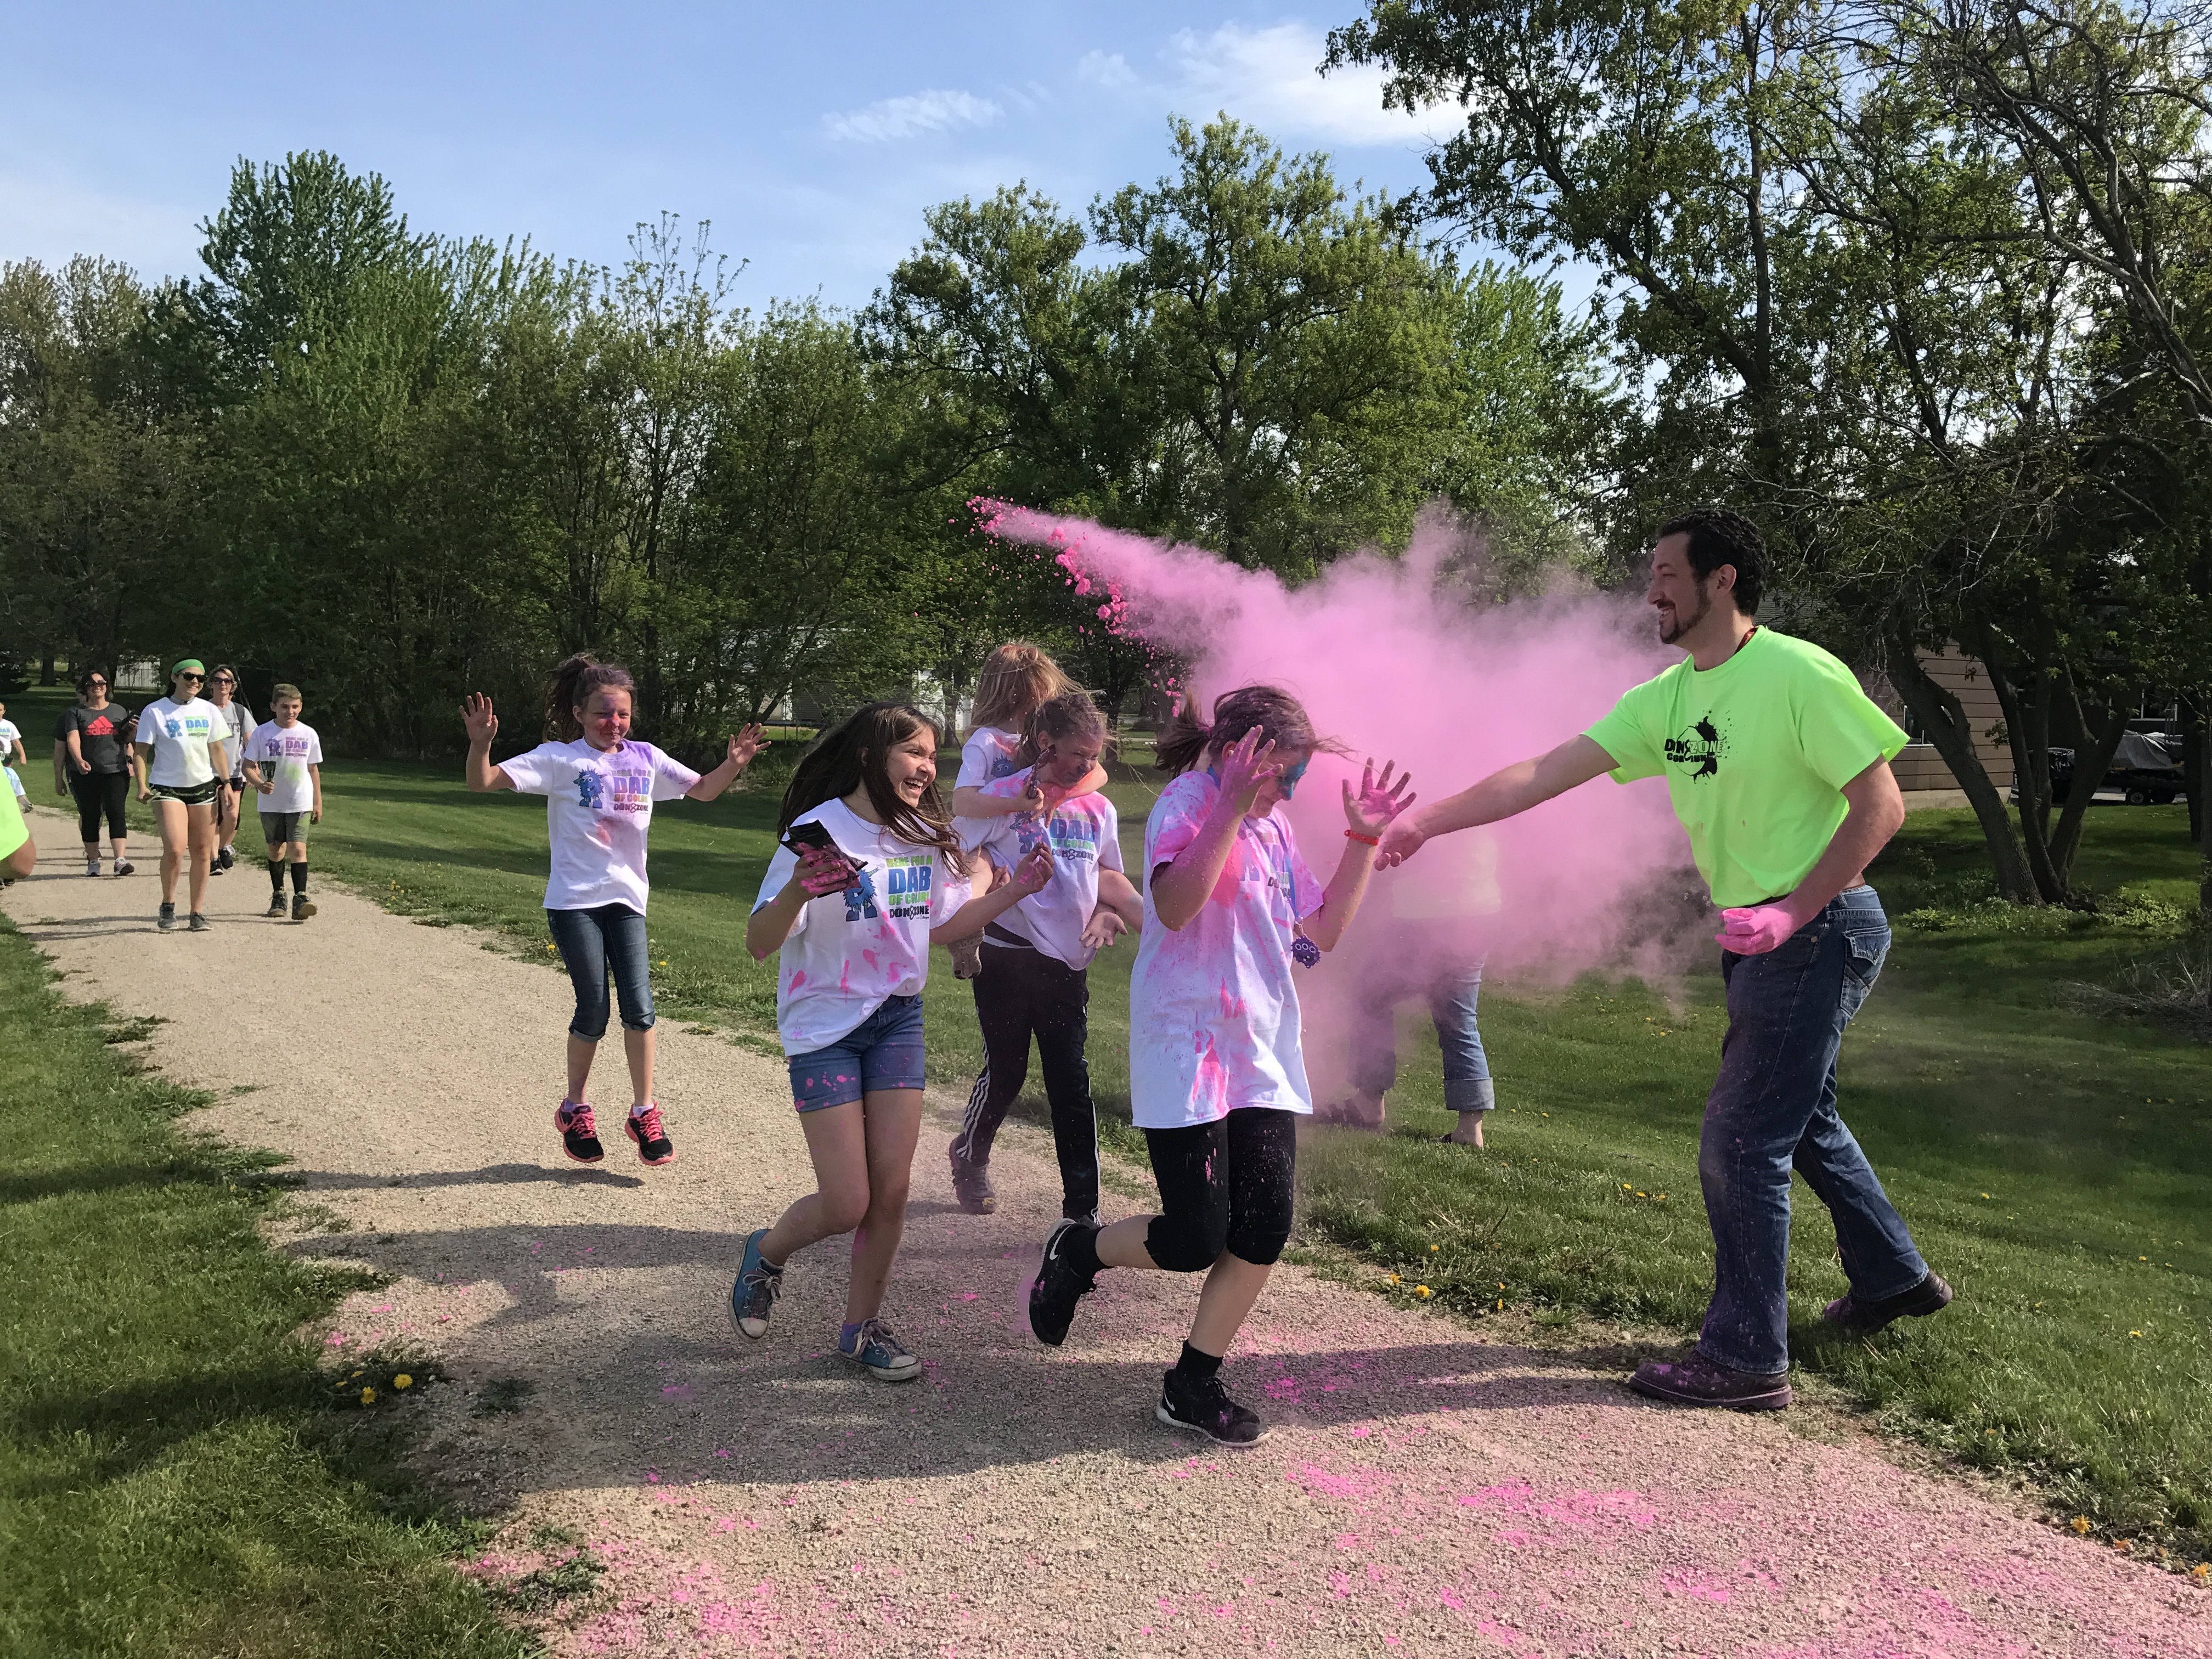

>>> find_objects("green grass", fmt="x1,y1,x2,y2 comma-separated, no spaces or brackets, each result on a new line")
0,919,529,1658
230,756,2212,1562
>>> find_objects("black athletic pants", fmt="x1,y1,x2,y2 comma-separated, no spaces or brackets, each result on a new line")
951,941,1099,1219
70,770,129,843
1142,1107,1297,1271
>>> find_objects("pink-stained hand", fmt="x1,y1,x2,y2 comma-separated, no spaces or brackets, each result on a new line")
1216,727,1282,815
1342,758,1415,839
1714,904,1800,955
1009,843,1054,896
795,845,859,897
1079,907,1128,951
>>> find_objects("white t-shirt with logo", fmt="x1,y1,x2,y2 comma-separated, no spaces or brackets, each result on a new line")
1127,769,1324,1130
495,738,701,914
0,718,21,758
134,697,229,788
956,726,1023,789
752,799,974,1055
249,720,324,814
966,768,1124,969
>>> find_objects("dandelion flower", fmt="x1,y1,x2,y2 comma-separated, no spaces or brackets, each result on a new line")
1428,1244,1440,1253
2071,1516,2093,1534
360,1386,377,1405
2130,1330,2143,1338
1385,1273,1401,1286
1414,1285,1432,1300
2194,1563,2209,1578
393,1374,413,1390
1496,1297,1504,1311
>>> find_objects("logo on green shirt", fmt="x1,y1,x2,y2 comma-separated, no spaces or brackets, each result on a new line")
1664,716,1727,780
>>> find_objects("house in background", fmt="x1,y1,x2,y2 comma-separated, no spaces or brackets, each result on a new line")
1861,648,2013,811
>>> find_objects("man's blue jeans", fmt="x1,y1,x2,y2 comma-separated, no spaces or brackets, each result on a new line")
1699,885,1926,1375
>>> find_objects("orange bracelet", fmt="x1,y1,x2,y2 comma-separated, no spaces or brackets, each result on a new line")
1345,830,1380,847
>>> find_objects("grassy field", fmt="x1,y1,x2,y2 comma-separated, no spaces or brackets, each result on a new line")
0,920,528,1657
12,678,2210,1565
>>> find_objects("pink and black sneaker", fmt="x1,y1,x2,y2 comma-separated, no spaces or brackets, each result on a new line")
555,1099,605,1164
625,1103,675,1166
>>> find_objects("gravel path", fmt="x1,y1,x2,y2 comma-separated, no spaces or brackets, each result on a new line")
7,805,2208,1658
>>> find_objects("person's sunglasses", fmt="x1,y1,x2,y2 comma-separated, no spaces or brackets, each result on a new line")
178,672,204,681
213,676,235,686
84,679,108,687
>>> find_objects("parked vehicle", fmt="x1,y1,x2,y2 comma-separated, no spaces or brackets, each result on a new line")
2027,732,2188,806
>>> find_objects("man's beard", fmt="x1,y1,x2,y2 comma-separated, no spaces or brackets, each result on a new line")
1658,583,1711,645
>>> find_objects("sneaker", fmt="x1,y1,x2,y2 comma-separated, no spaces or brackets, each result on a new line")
157,902,176,932
1821,1270,1954,1335
291,893,317,922
218,845,235,870
1028,1217,1100,1346
1063,1205,1101,1228
949,1149,997,1215
86,860,101,878
1158,1367,1268,1447
266,895,289,918
208,860,226,877
839,1317,922,1382
729,1229,783,1339
554,1099,605,1164
950,934,984,980
1629,1352,1792,1411
113,859,133,876
188,911,209,933
625,1103,675,1166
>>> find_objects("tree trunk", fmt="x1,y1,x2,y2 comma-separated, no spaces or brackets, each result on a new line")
2047,699,2131,888
2182,696,2205,849
2194,698,2212,917
38,654,57,686
1983,649,2070,902
1886,645,2038,901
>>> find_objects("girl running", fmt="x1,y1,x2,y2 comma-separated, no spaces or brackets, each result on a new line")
948,689,1144,1222
1026,685,1411,1446
461,654,764,1167
133,659,232,932
733,702,1052,1384
946,642,1110,980
205,665,255,878
53,668,135,877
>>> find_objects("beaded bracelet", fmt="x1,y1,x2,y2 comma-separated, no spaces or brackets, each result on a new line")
1345,830,1380,847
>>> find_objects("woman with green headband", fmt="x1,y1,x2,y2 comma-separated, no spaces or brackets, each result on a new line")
132,658,231,932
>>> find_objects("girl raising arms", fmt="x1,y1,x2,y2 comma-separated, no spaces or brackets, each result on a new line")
463,654,764,1167
736,704,1051,1383
1026,686,1410,1445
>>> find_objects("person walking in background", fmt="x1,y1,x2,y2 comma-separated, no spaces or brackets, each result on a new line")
204,665,254,879
0,752,35,887
52,669,136,877
133,659,230,933
462,654,764,1169
244,682,323,922
1026,687,1412,1447
1317,831,1501,1146
946,642,1110,981
947,688,1144,1224
0,701,25,770
1378,506,1950,1412
734,703,1052,1384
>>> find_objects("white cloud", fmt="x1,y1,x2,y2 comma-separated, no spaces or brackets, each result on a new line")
822,89,1002,145
1078,50,1138,89
1115,21,1446,148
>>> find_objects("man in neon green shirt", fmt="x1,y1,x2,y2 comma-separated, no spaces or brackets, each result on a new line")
1379,507,1951,1411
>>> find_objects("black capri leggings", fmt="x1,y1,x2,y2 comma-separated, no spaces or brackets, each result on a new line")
1143,1106,1298,1272
69,770,129,842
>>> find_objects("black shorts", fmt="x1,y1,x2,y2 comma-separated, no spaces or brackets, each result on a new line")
1142,1107,1299,1271
259,809,308,845
150,781,219,806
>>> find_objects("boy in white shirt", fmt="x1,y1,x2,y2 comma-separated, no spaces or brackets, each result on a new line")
244,683,324,922
0,701,25,769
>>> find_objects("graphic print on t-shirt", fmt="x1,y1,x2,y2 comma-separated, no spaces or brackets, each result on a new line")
1664,715,1727,780
842,867,879,921
882,854,935,919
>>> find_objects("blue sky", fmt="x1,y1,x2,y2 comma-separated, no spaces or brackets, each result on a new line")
1,2,1472,309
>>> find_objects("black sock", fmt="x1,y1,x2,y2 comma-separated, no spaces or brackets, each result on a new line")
290,861,308,894
268,859,285,895
1174,1341,1222,1381
1064,1220,1103,1279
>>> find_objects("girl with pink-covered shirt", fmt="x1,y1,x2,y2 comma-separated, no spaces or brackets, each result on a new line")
1026,685,1410,1447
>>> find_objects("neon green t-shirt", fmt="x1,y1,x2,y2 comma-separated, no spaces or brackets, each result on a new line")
0,772,26,866
1583,628,1908,909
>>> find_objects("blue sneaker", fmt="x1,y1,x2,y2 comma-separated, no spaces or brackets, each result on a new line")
838,1317,922,1382
729,1228,783,1339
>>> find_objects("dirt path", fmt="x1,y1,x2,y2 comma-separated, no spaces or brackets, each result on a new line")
7,804,2207,1658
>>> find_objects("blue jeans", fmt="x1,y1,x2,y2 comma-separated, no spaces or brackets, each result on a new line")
1699,885,1926,1375
1349,954,1494,1113
545,903,655,1041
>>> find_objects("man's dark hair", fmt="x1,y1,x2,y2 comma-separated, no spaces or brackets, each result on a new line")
1656,507,1765,617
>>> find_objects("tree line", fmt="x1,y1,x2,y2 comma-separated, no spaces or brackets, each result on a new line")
4,0,2210,912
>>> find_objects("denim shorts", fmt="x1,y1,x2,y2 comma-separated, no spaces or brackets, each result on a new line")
789,994,927,1111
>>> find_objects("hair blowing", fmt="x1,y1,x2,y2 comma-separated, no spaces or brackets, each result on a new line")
1017,689,1112,769
778,702,962,858
1656,506,1767,617
966,641,1075,739
545,653,636,741
1153,684,1337,777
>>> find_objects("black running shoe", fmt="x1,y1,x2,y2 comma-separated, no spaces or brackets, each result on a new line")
1821,1270,1954,1335
949,1149,997,1215
291,893,317,921
188,912,210,932
1028,1218,1099,1346
266,895,289,917
1158,1367,1268,1446
157,902,176,932
554,1099,605,1164
1629,1352,1792,1411
218,845,235,871
113,859,134,876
